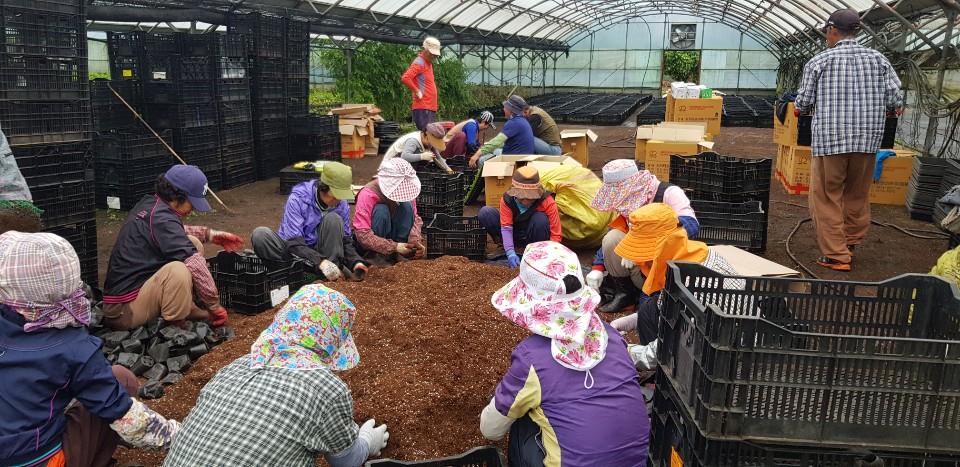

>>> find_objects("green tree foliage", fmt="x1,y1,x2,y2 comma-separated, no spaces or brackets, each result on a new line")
318,41,476,122
663,50,701,82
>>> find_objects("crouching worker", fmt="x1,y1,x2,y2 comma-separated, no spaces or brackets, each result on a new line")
252,162,367,281
353,158,426,262
383,122,447,165
0,231,180,467
610,203,742,368
103,165,241,330
481,241,649,466
163,284,390,467
478,166,561,267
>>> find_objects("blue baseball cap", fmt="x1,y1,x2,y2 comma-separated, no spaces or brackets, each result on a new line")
164,165,211,212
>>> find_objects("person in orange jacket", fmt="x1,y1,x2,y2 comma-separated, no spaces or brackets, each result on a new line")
401,37,441,131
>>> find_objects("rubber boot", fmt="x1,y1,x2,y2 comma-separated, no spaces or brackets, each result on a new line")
599,276,639,313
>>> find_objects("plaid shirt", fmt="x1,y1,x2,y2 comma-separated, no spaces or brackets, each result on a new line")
163,358,358,467
795,39,902,156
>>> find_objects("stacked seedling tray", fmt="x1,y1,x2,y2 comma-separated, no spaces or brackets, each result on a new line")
934,159,960,229
4,0,96,284
721,96,758,127
424,214,486,261
375,120,401,154
208,251,308,313
906,157,950,220
417,172,465,222
636,97,666,125
654,262,960,464
95,127,173,211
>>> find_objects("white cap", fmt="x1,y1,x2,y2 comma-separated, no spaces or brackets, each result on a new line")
423,36,441,56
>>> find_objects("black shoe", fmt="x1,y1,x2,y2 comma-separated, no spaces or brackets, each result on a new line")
599,276,639,313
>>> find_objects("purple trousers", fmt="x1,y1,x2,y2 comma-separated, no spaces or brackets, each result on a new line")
478,206,551,251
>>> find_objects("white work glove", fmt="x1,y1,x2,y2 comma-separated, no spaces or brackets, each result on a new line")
621,258,635,270
319,259,342,281
396,242,413,256
585,270,605,290
611,312,638,333
359,419,390,456
627,341,658,370
416,90,423,99
419,152,436,161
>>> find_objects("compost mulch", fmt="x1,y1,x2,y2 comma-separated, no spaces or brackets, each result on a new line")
118,256,527,466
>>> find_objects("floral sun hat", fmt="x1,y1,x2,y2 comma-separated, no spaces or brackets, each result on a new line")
491,241,607,373
591,159,660,219
250,283,360,371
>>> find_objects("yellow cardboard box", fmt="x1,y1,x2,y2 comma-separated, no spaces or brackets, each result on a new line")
339,121,368,159
480,155,582,207
635,123,713,178
869,149,916,205
560,129,599,167
773,103,800,146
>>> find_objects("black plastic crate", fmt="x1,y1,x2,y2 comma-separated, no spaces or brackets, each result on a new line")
419,202,463,225
221,164,256,189
254,118,288,140
417,172,464,208
250,57,284,80
689,200,766,251
31,179,95,227
91,79,141,131
107,31,144,58
96,157,167,186
177,103,218,128
220,121,253,146
254,136,288,179
178,56,214,82
142,54,177,82
3,0,85,15
253,98,286,120
141,81,180,104
287,96,309,117
0,100,90,146
44,219,97,284
172,125,218,152
0,10,85,57
177,81,215,104
290,133,340,161
670,152,772,204
424,214,486,261
213,33,246,58
216,58,248,81
207,251,306,314
96,180,156,211
218,101,252,124
222,142,255,166
215,79,250,101
658,262,960,454
278,165,320,194
246,36,284,58
97,127,172,163
110,55,141,81
650,369,960,467
251,79,283,99
13,141,92,186
142,33,179,56
285,78,309,97
229,13,285,38
0,55,87,100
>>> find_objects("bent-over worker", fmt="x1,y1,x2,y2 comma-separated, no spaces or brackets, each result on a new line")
353,158,425,262
478,166,562,268
0,231,181,467
446,110,495,157
382,122,447,165
103,165,241,330
481,241,650,466
163,284,389,467
252,162,367,282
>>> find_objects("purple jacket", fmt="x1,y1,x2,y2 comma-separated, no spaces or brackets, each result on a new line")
278,180,352,246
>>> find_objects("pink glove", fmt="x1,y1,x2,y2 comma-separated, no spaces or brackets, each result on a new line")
210,230,243,252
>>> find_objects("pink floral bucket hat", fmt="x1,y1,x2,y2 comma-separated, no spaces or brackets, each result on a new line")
591,159,659,218
250,283,360,371
377,158,421,203
491,241,607,376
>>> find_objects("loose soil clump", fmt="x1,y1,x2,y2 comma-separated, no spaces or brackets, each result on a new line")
118,256,526,466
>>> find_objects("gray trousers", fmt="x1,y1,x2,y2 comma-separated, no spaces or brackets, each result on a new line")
252,214,351,269
602,229,646,288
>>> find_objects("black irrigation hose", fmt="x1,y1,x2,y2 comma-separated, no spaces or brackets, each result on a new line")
777,200,950,279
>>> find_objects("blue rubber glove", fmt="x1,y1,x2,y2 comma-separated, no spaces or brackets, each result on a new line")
506,251,521,268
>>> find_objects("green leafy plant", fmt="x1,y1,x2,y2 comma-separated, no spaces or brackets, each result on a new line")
663,50,701,82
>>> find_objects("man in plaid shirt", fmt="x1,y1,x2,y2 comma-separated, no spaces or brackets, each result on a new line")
795,8,902,272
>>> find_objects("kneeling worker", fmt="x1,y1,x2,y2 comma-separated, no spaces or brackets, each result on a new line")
478,166,562,267
103,165,241,330
252,161,367,281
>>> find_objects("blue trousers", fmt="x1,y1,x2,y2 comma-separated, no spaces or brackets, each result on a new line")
371,203,414,244
478,206,550,251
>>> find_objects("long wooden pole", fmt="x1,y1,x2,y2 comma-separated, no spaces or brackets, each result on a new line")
106,83,234,213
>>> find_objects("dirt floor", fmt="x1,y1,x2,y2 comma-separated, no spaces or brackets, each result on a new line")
95,124,950,285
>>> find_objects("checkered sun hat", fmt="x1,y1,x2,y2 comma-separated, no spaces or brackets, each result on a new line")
378,158,421,203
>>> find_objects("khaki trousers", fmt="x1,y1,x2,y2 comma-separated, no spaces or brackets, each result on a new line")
103,236,205,330
808,153,875,264
601,229,646,289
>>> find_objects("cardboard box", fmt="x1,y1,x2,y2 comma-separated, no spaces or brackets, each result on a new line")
634,122,714,179
671,115,721,137
712,245,800,278
480,155,582,207
773,103,799,146
869,149,916,205
666,94,723,137
339,123,367,159
560,129,598,167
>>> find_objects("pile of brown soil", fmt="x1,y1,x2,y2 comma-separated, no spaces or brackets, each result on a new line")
118,256,527,466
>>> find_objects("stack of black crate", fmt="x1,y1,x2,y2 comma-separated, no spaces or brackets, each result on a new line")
211,33,255,189
285,17,310,120
174,34,226,190
1,0,97,284
229,12,287,180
